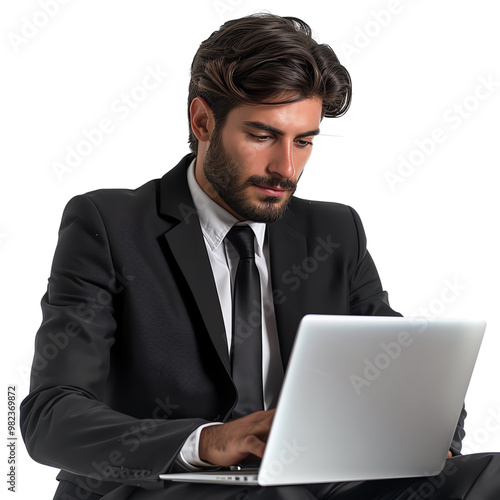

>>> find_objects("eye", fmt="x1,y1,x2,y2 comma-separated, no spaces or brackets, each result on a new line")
248,133,272,142
295,139,313,148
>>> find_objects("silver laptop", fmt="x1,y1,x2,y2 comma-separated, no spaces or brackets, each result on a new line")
160,315,486,486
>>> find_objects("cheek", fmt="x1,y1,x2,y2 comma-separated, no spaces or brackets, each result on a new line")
231,142,269,173
233,141,259,162
289,151,312,182
296,151,312,171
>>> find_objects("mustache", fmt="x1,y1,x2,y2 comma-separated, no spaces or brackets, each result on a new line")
244,175,297,191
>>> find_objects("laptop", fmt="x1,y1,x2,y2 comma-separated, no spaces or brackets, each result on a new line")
160,314,486,486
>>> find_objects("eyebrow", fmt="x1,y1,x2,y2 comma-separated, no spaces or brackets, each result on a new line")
243,121,321,138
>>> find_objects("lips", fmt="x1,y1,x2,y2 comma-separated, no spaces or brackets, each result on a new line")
253,184,288,197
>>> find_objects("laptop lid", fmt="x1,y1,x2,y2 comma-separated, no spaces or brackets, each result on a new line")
162,315,485,486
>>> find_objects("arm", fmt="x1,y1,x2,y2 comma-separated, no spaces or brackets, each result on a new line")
347,206,401,317
449,404,466,456
20,195,207,483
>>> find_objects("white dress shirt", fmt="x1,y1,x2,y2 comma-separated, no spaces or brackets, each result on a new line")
178,159,284,468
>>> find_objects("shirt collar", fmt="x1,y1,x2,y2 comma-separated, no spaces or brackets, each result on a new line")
186,159,266,256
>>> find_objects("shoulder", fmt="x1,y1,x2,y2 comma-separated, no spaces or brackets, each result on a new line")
287,196,363,230
63,178,160,221
84,177,159,210
284,196,367,259
58,178,165,244
63,154,193,224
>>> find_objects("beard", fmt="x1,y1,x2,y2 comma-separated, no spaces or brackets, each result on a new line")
202,128,298,223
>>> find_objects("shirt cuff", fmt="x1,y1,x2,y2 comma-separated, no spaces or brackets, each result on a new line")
178,422,224,469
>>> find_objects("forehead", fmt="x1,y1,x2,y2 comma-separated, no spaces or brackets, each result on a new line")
224,97,323,134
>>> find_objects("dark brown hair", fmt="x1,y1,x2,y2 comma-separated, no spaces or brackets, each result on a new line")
187,13,352,153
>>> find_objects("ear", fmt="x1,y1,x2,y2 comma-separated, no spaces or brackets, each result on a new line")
190,97,214,143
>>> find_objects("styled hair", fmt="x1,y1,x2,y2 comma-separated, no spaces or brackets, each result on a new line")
187,13,352,153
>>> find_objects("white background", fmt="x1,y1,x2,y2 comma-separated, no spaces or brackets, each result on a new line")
1,0,499,497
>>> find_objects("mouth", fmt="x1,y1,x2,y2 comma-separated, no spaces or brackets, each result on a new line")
253,183,289,198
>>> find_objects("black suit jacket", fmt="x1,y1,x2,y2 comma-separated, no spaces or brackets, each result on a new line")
20,154,465,497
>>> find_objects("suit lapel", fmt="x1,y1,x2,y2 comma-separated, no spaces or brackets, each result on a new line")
158,155,309,373
268,210,308,369
159,155,230,372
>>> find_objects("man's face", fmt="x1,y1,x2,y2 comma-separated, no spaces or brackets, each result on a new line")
200,98,323,223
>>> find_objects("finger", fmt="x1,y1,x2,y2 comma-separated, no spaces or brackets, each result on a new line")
251,409,276,429
239,434,267,459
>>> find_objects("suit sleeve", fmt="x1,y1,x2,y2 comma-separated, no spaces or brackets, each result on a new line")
20,195,206,484
347,206,401,317
346,206,467,454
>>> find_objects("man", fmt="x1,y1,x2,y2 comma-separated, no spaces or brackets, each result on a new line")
21,13,500,500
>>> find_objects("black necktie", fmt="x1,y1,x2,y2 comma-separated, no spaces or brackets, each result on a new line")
226,225,264,418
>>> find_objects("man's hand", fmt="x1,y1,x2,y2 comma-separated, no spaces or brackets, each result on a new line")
447,451,453,459
199,409,275,467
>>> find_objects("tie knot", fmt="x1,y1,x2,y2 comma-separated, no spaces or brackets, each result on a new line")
226,225,255,259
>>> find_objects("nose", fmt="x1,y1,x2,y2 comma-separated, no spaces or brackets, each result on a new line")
267,139,295,179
